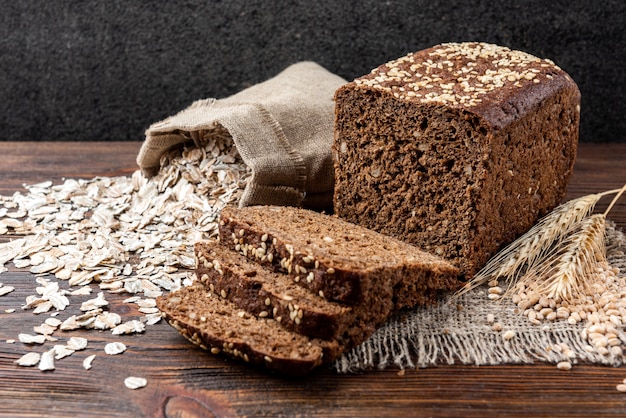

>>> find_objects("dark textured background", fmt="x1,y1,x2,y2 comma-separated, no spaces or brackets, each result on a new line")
1,0,624,142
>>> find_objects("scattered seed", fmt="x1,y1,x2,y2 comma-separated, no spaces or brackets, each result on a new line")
502,330,516,341
0,286,15,297
556,361,572,371
1,132,249,371
53,345,75,360
67,337,88,351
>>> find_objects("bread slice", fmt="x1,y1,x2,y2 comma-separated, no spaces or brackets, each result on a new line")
333,42,580,278
218,205,460,306
161,205,459,375
194,240,393,343
156,282,342,376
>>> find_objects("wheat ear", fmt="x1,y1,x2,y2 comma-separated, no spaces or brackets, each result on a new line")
512,213,607,303
459,194,602,294
456,192,607,296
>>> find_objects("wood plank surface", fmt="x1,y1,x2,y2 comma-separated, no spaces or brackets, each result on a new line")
1,141,626,417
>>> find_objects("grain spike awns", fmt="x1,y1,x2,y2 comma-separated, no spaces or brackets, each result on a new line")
459,184,626,303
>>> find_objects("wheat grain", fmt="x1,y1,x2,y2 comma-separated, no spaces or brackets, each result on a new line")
502,329,516,341
500,248,625,359
556,361,572,371
468,183,626,360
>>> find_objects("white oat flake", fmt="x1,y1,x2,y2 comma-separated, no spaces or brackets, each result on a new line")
53,345,75,360
18,333,46,345
0,285,15,297
83,354,96,370
124,376,148,390
15,352,41,367
104,341,127,355
111,320,145,335
38,348,56,371
66,336,88,351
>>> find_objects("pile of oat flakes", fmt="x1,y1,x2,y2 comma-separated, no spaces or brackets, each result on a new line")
0,133,250,382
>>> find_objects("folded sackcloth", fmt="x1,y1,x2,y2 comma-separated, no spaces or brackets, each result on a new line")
136,61,346,210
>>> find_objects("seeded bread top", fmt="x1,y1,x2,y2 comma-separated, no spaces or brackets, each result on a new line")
349,42,580,129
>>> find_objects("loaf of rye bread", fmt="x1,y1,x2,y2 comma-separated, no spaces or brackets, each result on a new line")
217,205,460,306
156,282,342,376
333,42,580,278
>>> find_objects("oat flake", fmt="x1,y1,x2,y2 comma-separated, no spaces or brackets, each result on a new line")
83,354,96,370
124,376,147,390
104,341,127,355
15,352,41,367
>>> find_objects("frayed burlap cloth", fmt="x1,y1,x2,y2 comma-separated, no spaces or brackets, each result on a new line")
334,223,626,373
137,61,346,210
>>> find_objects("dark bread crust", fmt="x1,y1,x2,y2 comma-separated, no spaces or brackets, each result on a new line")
218,205,460,304
156,282,342,376
333,42,580,277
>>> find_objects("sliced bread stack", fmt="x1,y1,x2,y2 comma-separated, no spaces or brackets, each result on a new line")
156,205,460,375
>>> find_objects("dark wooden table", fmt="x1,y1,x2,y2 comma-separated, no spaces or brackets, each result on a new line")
1,141,626,417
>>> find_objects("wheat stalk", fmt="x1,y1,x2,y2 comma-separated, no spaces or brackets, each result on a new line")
511,213,607,303
456,184,626,298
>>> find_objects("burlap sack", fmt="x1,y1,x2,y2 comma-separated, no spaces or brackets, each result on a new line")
136,61,346,210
